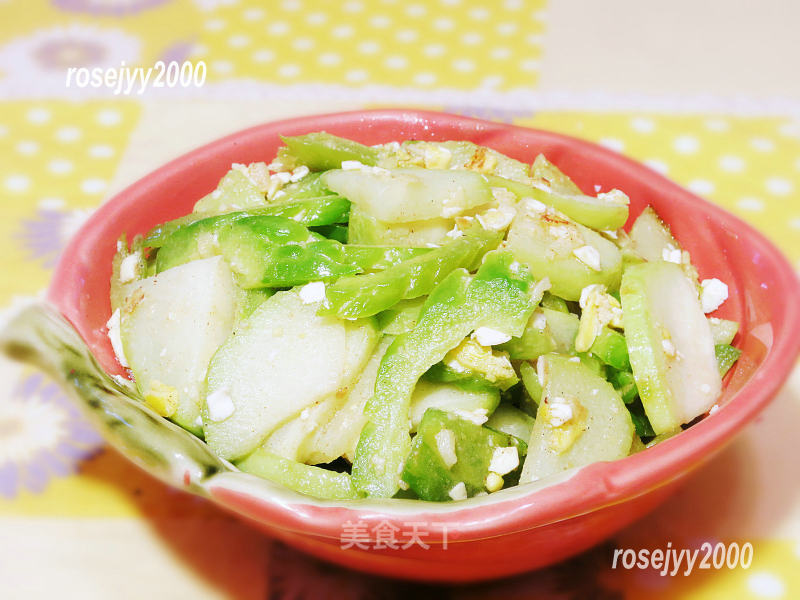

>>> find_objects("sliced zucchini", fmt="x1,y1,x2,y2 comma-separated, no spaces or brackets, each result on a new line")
348,205,454,247
507,201,622,300
408,380,501,432
323,167,492,222
519,354,634,482
620,262,721,434
202,289,348,460
120,256,237,434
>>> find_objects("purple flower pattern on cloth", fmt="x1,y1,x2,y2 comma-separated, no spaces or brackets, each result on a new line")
32,37,107,70
0,372,102,499
15,204,92,268
158,38,196,65
52,0,172,17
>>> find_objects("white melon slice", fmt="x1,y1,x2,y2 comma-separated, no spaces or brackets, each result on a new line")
120,256,237,433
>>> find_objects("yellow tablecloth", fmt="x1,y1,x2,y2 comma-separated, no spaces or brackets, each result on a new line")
1,1,799,598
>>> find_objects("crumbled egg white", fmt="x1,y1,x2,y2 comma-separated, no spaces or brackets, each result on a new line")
596,189,630,206
206,388,235,422
662,244,683,264
523,197,548,213
448,481,468,501
340,160,390,175
442,204,463,218
435,428,458,469
452,408,489,426
536,355,547,387
106,308,129,368
424,145,452,169
299,281,326,304
476,204,516,231
485,472,504,493
472,327,512,346
445,225,464,239
700,278,729,313
572,245,602,271
548,224,573,241
488,446,519,476
289,165,310,182
118,252,140,284
547,397,573,427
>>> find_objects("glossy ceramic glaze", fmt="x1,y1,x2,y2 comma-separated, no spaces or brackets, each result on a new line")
47,110,800,582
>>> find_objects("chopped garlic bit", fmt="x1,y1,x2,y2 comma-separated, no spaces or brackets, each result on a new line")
423,145,452,169
485,472,504,493
435,429,458,469
546,397,573,427
488,446,519,476
118,252,140,284
597,189,630,206
472,327,512,346
572,245,602,271
531,310,547,331
700,278,729,313
575,284,623,352
106,308,129,368
299,281,326,304
448,481,468,501
476,201,516,232
206,388,235,422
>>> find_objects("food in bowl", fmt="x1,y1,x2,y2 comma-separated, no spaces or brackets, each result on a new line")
108,133,741,502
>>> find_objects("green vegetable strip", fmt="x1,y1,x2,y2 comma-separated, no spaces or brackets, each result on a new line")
321,229,501,319
715,344,742,377
608,368,638,404
351,251,539,497
279,132,379,171
589,328,631,371
218,216,360,287
519,361,543,406
342,245,432,272
236,448,360,500
145,195,350,247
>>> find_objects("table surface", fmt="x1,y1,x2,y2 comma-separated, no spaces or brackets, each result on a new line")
1,1,799,598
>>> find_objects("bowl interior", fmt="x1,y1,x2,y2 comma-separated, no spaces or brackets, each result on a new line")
47,109,800,540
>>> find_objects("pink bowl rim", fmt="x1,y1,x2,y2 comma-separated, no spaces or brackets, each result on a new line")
47,108,800,541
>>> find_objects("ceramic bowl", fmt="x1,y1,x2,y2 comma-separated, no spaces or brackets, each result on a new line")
46,110,800,582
